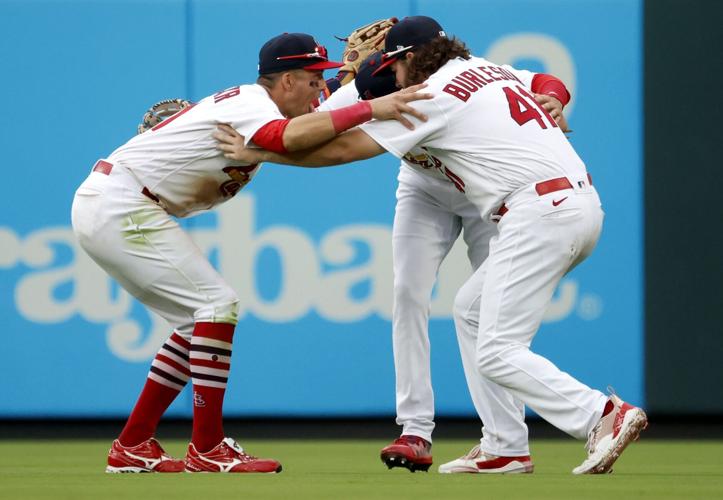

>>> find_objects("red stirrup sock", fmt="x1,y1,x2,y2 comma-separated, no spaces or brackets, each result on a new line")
118,332,191,446
190,322,235,453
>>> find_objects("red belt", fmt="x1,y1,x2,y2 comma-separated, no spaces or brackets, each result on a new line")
92,159,113,175
92,160,160,203
494,174,593,220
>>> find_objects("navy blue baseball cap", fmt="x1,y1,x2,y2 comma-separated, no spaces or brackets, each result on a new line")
259,33,344,75
373,16,446,75
355,51,398,100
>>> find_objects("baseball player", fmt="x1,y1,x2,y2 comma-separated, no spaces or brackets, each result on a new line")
317,50,497,472
214,16,648,475
311,39,580,472
71,31,430,474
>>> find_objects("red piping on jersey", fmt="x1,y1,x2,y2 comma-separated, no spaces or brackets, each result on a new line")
252,119,291,154
531,74,570,106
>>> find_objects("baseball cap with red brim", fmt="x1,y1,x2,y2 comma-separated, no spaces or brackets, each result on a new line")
372,16,446,76
258,33,344,75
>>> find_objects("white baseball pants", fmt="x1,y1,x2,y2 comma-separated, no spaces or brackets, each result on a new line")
454,176,608,455
392,165,498,443
71,162,239,341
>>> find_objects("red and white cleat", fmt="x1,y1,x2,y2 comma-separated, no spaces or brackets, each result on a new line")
438,444,533,474
185,437,282,473
106,438,185,473
380,435,433,472
573,393,648,474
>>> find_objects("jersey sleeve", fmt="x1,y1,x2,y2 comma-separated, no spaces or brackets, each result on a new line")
359,98,447,159
251,119,290,153
501,65,570,104
530,73,570,105
316,82,360,112
211,85,286,147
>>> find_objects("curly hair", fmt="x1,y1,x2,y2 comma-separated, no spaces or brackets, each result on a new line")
406,37,471,85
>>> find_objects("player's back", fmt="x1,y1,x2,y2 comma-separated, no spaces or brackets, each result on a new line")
107,84,280,217
423,56,588,214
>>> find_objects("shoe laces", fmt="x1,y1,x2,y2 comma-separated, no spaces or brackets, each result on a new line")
584,422,602,454
584,388,619,454
395,435,427,446
237,452,258,463
463,444,483,460
145,438,174,459
223,438,258,462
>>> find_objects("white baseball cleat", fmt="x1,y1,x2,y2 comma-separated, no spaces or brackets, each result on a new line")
572,394,648,474
438,444,533,474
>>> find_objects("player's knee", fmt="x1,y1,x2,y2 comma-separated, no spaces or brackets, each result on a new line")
174,322,195,342
393,280,430,311
477,345,510,381
476,341,523,381
215,288,240,322
476,349,498,379
452,284,478,327
452,291,467,322
195,286,240,324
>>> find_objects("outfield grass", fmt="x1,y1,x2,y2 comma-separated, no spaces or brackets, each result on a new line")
1,439,722,499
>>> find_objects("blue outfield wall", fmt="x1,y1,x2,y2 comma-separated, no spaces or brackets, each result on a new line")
0,0,642,417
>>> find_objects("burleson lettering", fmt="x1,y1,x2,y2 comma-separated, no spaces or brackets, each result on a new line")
443,65,522,102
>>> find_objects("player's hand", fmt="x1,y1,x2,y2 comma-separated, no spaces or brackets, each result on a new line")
369,83,433,130
534,93,564,121
557,114,571,134
213,124,261,163
534,93,571,133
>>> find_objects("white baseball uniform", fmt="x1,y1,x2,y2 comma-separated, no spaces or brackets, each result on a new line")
359,55,608,454
71,84,278,340
319,77,508,446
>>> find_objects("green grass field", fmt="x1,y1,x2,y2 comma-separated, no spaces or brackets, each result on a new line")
1,439,722,499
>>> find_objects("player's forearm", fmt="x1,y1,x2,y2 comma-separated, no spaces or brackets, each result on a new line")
253,148,338,168
283,102,373,152
281,113,336,152
215,124,383,167
271,129,385,167
282,86,432,151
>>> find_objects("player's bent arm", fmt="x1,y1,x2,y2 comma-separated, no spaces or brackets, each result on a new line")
216,125,384,167
280,103,371,152
280,85,431,151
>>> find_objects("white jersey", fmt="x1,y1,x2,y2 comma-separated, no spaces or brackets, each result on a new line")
107,84,282,218
316,81,359,112
359,56,587,218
